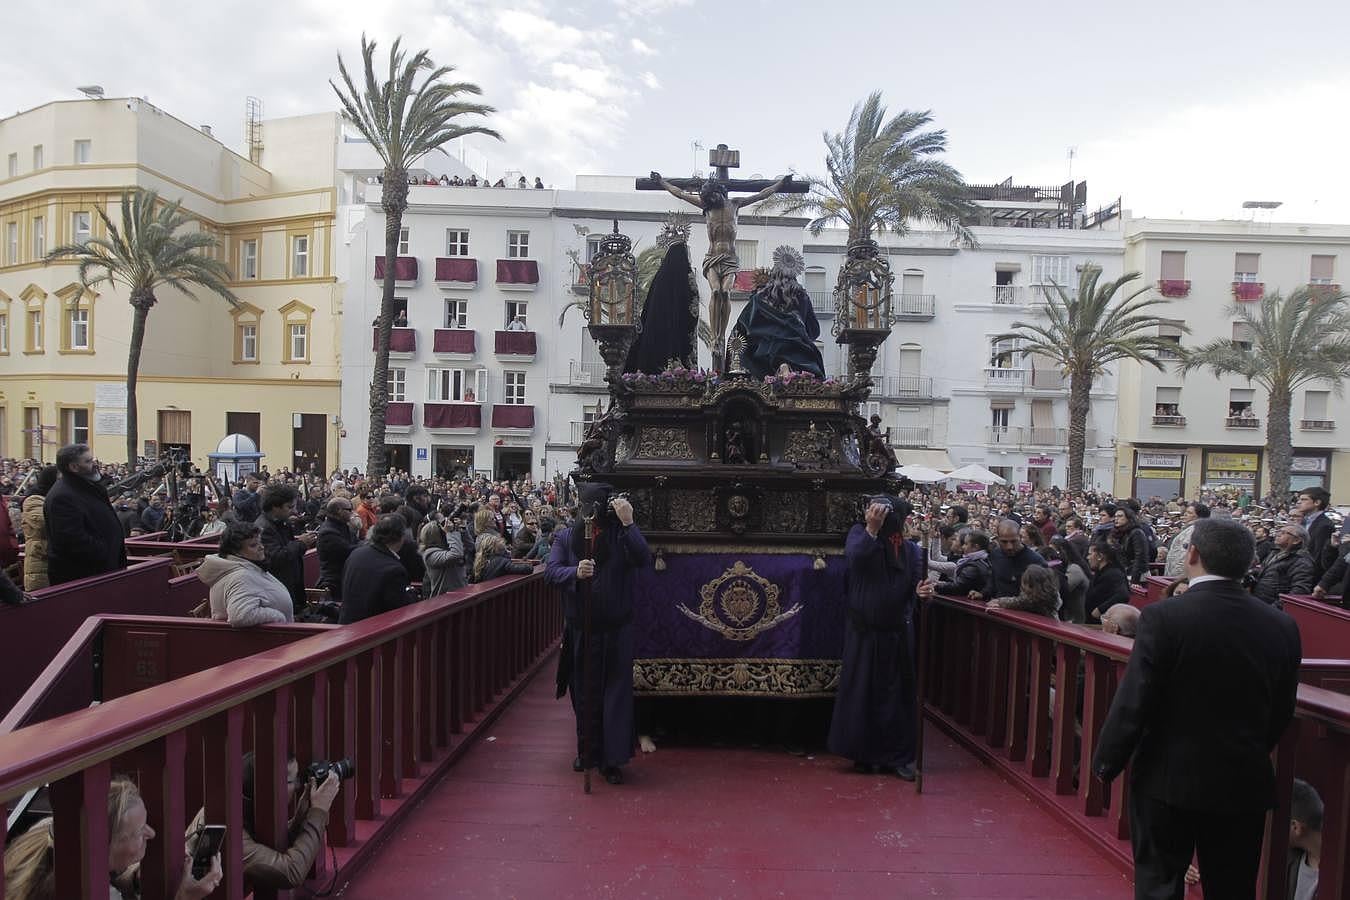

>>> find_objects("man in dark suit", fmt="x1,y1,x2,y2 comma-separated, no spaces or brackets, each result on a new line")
254,484,316,610
1296,486,1336,580
1092,518,1301,900
339,515,413,624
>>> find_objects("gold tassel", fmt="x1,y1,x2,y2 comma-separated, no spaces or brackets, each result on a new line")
813,552,826,571
654,549,667,572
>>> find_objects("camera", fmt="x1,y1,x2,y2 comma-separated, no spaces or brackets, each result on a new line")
307,758,356,782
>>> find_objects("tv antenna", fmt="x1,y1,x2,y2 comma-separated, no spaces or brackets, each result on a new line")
691,140,705,178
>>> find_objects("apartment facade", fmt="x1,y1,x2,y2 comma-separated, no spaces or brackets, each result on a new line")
0,99,342,473
1115,218,1350,500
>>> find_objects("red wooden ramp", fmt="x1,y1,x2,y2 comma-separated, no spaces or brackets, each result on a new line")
344,664,1130,899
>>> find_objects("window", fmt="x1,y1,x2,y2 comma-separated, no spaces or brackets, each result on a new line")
279,299,314,363
505,300,528,329
73,140,91,164
32,145,43,170
990,406,1010,429
398,227,410,255
71,212,91,246
5,154,15,178
61,408,90,445
387,367,407,402
1228,388,1255,418
1155,386,1181,418
504,370,527,404
1234,253,1260,282
1160,251,1186,280
291,235,309,277
31,217,44,258
1310,255,1336,285
585,235,603,262
288,323,308,361
27,309,43,352
68,305,89,349
900,270,924,296
444,297,468,328
240,240,258,279
445,229,470,256
1231,321,1255,351
735,239,758,269
1158,320,1184,358
1305,390,1330,421
239,324,257,361
5,223,16,265
427,367,474,402
507,230,529,258
0,312,8,354
989,337,1019,368
1031,255,1071,285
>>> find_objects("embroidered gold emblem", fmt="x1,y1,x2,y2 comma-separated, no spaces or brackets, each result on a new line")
679,561,803,641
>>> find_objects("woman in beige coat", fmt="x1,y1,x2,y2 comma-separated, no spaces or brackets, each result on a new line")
20,466,58,591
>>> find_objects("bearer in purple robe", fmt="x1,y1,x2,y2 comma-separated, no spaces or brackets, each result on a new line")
546,483,651,784
828,495,923,780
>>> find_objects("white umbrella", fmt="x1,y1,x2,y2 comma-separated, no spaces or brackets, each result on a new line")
897,464,950,483
945,464,1008,486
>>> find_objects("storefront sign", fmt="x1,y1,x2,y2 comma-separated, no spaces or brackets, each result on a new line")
1136,469,1183,480
416,447,428,461
1017,482,1033,493
1027,456,1054,467
1137,452,1184,469
1203,451,1259,486
1291,456,1327,473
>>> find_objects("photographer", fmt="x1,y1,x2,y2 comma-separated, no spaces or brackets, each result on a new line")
188,753,340,890
255,485,316,611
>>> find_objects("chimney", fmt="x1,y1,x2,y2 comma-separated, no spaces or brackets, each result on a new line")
200,125,213,137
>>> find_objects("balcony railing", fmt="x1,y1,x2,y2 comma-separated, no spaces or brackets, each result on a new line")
434,257,478,285
874,374,934,400
373,327,417,354
1157,279,1190,298
570,420,591,445
1232,281,1264,301
894,293,936,318
496,259,540,289
386,401,415,429
432,328,476,356
1027,369,1068,391
992,285,1023,305
571,261,591,295
1301,419,1336,431
494,330,538,359
374,255,419,283
1225,415,1260,429
424,402,481,430
491,404,535,430
980,426,1081,449
984,367,1026,390
1308,283,1342,300
986,425,1016,445
887,426,931,448
1025,426,1067,446
1152,414,1186,426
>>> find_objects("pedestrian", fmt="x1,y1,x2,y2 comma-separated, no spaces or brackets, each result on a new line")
43,444,128,585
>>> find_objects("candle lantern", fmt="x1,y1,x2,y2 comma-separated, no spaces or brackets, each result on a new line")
586,220,639,384
833,237,896,380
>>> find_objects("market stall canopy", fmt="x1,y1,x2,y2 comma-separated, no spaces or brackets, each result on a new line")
896,464,950,483
944,464,1007,486
893,448,954,471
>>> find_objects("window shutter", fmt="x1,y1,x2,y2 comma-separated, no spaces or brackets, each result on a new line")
1160,251,1186,280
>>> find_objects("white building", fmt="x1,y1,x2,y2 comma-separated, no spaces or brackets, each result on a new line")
338,174,1125,489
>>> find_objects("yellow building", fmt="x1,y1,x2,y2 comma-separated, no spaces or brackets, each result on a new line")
0,98,343,474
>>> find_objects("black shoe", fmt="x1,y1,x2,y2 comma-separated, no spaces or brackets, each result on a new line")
572,756,585,772
893,764,916,782
602,766,623,785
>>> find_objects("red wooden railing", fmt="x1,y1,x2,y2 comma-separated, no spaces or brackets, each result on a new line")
0,569,559,899
921,594,1350,900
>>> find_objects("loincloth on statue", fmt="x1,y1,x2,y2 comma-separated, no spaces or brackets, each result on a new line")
701,251,739,283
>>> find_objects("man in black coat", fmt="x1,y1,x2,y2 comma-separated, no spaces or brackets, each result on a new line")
1092,518,1301,900
316,498,357,601
44,444,128,585
254,484,316,610
988,519,1045,598
1251,523,1316,606
1296,486,1336,580
339,515,413,624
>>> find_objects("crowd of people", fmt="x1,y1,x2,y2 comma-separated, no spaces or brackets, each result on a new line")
368,172,546,189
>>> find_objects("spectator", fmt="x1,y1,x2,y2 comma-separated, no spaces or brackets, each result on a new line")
197,523,295,626
420,517,466,596
316,498,358,601
516,175,528,188
232,472,263,524
140,495,167,532
472,532,533,582
1085,541,1131,622
1296,487,1336,580
1,566,35,605
988,519,1046,598
1164,502,1209,577
1163,577,1190,597
115,498,139,536
1252,524,1274,563
506,315,527,332
198,505,227,537
1032,505,1057,542
1252,524,1316,606
0,493,16,571
987,564,1060,618
43,444,128,585
354,489,379,537
529,517,556,560
1285,778,1323,900
20,465,58,590
1051,535,1090,624
1100,602,1140,637
1109,506,1150,585
1092,518,1301,900
924,530,993,600
339,515,413,624
254,484,316,611
534,176,545,189
1063,515,1090,557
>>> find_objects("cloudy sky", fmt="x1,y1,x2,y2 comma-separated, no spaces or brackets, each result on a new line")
4,0,1349,222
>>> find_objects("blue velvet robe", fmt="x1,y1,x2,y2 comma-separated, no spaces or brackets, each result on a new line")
733,283,825,379
546,522,651,768
827,525,923,768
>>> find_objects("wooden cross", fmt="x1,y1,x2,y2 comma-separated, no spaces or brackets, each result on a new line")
635,143,809,196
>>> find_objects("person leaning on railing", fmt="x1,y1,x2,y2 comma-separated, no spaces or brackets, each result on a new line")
2,776,221,899
196,523,295,626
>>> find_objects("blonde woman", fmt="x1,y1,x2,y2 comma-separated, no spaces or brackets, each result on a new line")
472,532,533,583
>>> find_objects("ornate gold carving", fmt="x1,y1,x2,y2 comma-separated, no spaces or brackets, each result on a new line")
667,489,716,532
826,492,864,533
679,560,803,640
726,494,750,518
761,491,809,533
633,659,841,696
788,398,836,410
635,426,694,459
648,544,842,556
781,421,838,469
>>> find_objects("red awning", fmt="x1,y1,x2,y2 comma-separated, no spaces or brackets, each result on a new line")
494,331,537,356
495,259,540,285
432,329,476,354
374,256,419,281
424,403,482,429
491,405,535,429
435,257,478,282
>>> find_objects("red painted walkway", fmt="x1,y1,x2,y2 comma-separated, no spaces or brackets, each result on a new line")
342,664,1130,899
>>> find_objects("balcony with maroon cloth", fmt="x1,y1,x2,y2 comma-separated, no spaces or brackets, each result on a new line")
491,404,535,431
495,259,540,290
374,255,419,284
423,403,482,431
432,328,476,359
373,327,417,357
1232,281,1264,301
1157,279,1190,298
434,257,478,288
494,330,537,361
386,402,415,432
732,270,759,294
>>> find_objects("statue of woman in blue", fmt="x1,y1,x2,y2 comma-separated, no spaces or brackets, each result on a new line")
730,246,826,379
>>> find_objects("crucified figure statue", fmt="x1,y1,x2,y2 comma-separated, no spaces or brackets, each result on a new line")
648,171,793,372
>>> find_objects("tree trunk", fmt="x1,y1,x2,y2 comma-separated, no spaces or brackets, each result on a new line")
366,169,409,479
1065,369,1092,494
125,295,154,467
1266,383,1293,500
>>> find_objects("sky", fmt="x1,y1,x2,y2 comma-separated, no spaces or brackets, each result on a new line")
4,0,1350,223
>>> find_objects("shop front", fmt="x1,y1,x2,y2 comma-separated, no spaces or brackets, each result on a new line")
1289,452,1331,493
1133,450,1186,501
1201,449,1261,497
1026,455,1054,490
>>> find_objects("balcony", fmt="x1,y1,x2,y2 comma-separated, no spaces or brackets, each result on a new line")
1024,426,1068,446
874,374,933,400
894,293,936,319
1157,279,1191,298
1225,415,1261,429
570,420,590,445
984,367,1026,391
374,255,419,284
491,404,535,431
571,261,591,295
1232,281,1263,301
992,285,1023,305
886,426,930,448
1026,368,1068,391
1152,414,1187,426
386,401,415,432
1308,283,1342,300
373,327,417,357
423,402,481,431
1301,419,1336,431
494,330,537,361
434,257,478,288
432,328,476,359
496,259,539,290
986,425,1016,445
732,270,760,294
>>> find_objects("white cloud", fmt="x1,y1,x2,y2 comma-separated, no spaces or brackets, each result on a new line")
550,62,631,100
640,71,662,90
630,37,656,56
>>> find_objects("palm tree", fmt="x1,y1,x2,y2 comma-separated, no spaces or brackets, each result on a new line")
1181,287,1350,499
332,35,499,478
46,189,236,467
771,91,978,245
996,267,1184,493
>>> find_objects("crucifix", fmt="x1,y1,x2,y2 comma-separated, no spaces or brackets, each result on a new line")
637,144,807,372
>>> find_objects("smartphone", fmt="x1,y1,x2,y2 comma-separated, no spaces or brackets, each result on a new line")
190,824,226,878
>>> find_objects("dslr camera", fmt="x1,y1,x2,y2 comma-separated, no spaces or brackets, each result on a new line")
306,758,356,782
